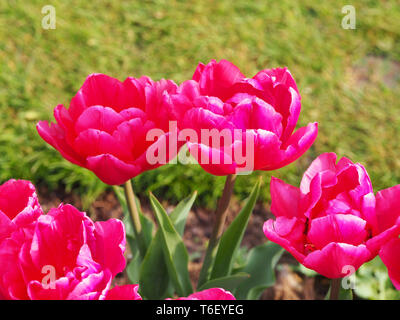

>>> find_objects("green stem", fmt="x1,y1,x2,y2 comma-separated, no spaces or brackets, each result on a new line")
330,278,341,300
197,174,237,288
123,180,146,259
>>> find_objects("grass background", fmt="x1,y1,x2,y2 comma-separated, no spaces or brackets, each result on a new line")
0,0,399,209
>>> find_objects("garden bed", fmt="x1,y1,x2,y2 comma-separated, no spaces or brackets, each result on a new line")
37,186,330,300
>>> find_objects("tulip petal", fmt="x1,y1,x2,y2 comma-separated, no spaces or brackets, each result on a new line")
36,121,85,166
105,284,142,300
229,98,283,137
171,80,200,121
187,142,237,175
303,242,372,279
121,76,153,111
300,152,337,194
74,129,130,161
251,129,282,170
75,106,124,134
182,105,234,134
262,122,318,171
27,277,72,300
379,238,400,290
66,270,112,300
175,288,236,300
30,205,93,273
253,67,299,95
0,211,14,240
195,59,245,100
307,214,367,249
366,216,400,255
86,154,142,185
54,104,75,138
69,74,125,118
375,185,400,233
192,62,206,82
93,220,126,277
0,179,42,227
144,78,178,129
276,86,301,144
119,107,147,122
0,235,30,300
113,119,155,159
270,177,301,218
263,217,306,263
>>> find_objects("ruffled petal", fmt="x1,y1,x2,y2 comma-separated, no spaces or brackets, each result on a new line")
74,129,131,161
75,106,124,134
144,79,178,130
27,277,72,300
263,217,306,263
253,67,299,95
194,59,245,100
66,270,112,300
307,214,367,249
30,205,93,273
182,105,234,134
113,119,154,160
300,152,337,194
228,98,283,136
0,179,42,227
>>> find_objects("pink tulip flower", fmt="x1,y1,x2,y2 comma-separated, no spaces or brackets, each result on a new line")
377,185,400,289
170,59,318,175
0,179,42,242
37,74,180,185
263,153,400,278
0,196,140,300
170,288,236,300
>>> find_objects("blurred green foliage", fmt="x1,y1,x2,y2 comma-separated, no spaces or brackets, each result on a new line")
0,0,399,209
355,257,400,300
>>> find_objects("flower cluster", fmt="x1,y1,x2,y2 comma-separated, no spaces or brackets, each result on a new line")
37,60,317,182
1,59,399,300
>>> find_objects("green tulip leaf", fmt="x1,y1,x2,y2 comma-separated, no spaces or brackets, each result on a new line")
148,193,193,297
210,179,261,280
139,192,196,299
235,242,284,300
198,273,250,292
